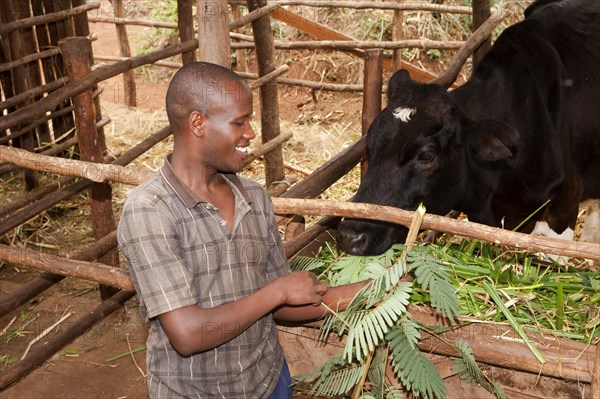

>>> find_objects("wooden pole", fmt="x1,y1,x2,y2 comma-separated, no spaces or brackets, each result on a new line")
114,0,137,106
271,198,600,261
0,39,198,133
231,3,248,72
247,0,285,188
361,49,383,176
177,0,196,64
431,9,504,89
197,0,230,66
268,1,472,13
0,231,118,317
411,306,597,385
0,290,135,391
281,136,366,201
59,37,119,299
40,0,76,143
0,3,100,35
0,243,133,291
392,0,405,72
4,0,39,191
231,39,464,50
472,0,491,69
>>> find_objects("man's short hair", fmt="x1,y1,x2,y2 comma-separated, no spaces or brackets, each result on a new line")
165,62,249,129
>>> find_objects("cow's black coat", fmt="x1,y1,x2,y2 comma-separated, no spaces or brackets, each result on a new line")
337,0,600,255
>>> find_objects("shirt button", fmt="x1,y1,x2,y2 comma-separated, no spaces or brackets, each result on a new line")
220,220,227,226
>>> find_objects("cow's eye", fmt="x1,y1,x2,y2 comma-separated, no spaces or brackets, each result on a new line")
417,150,435,163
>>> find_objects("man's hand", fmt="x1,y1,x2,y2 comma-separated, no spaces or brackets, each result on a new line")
272,271,329,306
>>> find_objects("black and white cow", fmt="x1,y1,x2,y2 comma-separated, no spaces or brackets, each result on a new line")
337,0,600,256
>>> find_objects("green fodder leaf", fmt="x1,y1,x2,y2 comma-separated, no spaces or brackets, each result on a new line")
344,282,413,362
289,256,326,272
408,248,461,323
387,322,447,399
452,339,507,399
308,361,368,398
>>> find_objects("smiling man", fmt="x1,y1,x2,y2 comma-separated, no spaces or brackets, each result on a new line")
117,62,366,398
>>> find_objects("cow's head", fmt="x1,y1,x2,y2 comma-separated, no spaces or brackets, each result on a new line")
337,69,519,255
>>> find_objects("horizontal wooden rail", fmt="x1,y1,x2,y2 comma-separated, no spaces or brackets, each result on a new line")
2,144,598,261
0,2,100,35
0,39,198,133
232,39,464,50
0,244,134,291
269,1,472,13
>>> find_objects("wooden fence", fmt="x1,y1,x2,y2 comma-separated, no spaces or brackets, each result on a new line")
3,1,597,397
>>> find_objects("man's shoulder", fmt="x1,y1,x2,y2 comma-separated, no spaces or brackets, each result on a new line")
122,172,171,209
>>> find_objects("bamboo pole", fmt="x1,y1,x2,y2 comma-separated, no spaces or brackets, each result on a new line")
0,2,100,35
114,0,136,106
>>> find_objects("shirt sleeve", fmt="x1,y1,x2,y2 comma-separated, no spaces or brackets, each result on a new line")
118,192,198,319
263,194,292,283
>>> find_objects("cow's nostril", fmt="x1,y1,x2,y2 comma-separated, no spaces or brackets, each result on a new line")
337,228,368,255
348,233,366,248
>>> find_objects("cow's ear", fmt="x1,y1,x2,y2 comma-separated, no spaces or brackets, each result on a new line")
468,119,519,162
387,69,414,101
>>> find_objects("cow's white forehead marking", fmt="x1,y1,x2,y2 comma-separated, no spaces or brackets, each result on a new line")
393,107,416,122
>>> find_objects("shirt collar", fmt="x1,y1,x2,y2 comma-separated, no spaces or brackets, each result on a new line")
160,154,253,208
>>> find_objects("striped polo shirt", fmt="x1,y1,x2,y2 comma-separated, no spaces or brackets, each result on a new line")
117,155,290,398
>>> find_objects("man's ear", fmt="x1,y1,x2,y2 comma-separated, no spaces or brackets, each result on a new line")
189,111,206,138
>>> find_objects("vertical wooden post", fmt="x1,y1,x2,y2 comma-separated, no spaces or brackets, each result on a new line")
361,49,383,177
58,37,119,301
197,0,230,66
72,0,107,153
472,0,491,69
247,0,285,188
41,0,75,142
177,0,196,64
231,3,248,72
4,0,38,190
114,0,137,106
392,0,404,72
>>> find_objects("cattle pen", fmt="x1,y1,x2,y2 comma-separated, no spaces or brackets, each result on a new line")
1,1,599,398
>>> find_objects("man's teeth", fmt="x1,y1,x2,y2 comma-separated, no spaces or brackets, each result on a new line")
235,146,248,154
